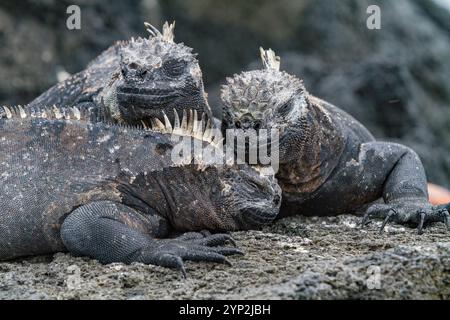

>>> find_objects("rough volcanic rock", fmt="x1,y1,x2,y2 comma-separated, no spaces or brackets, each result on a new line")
0,215,448,300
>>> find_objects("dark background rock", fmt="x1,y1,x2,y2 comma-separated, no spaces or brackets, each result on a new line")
0,0,158,105
1,0,450,187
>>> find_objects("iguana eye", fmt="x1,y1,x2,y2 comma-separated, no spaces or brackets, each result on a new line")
128,62,139,70
163,59,187,78
277,101,293,116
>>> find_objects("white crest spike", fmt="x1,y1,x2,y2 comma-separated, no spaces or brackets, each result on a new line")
181,109,188,133
151,118,166,132
63,109,71,120
140,120,149,130
192,110,199,134
162,111,172,133
3,106,12,119
144,22,162,38
194,113,206,140
173,109,182,135
187,109,194,133
203,118,213,142
260,47,280,71
162,21,175,43
72,106,81,120
53,105,63,119
18,105,27,119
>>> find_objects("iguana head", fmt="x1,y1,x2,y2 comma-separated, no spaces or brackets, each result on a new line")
158,163,282,232
221,48,309,163
139,109,282,231
103,22,211,123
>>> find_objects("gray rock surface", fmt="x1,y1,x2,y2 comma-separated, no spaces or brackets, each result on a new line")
1,215,448,300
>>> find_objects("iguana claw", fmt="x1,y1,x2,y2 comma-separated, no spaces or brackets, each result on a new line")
147,233,244,278
361,201,450,234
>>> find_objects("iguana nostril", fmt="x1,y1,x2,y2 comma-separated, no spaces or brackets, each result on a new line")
235,120,242,128
241,118,252,130
128,62,139,70
140,70,148,78
273,195,281,205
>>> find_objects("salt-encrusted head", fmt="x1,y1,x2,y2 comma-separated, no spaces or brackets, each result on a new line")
103,22,210,124
221,48,307,133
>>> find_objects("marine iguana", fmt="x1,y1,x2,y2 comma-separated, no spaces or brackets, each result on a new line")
0,105,281,276
220,48,450,234
28,22,212,125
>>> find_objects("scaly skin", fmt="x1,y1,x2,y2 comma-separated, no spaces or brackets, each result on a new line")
27,22,212,126
220,48,450,234
0,105,281,276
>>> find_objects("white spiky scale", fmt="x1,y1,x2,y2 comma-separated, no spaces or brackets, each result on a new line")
172,109,182,135
3,106,12,119
260,47,281,71
52,105,63,120
162,21,176,42
187,109,194,134
162,111,172,132
18,105,27,119
140,120,149,130
181,109,188,132
192,110,199,134
0,104,222,154
72,106,81,121
151,118,166,133
203,118,213,142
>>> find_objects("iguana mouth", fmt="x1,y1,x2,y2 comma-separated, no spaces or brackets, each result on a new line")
118,87,175,96
239,205,279,228
116,90,178,107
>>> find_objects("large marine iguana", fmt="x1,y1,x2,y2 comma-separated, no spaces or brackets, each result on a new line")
28,22,212,125
0,105,281,276
220,48,450,234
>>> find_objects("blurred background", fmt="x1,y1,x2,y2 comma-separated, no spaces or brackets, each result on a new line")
0,0,449,187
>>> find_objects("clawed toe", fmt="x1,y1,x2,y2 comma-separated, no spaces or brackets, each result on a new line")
361,202,450,234
151,235,243,278
379,209,396,233
439,208,450,230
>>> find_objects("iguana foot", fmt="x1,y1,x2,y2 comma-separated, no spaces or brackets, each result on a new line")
146,234,244,278
361,200,450,234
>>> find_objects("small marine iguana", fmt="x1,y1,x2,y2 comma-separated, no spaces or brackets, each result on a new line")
220,48,450,234
28,22,212,125
0,105,281,276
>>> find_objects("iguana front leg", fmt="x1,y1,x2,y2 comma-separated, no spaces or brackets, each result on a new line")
60,201,243,277
359,142,450,233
